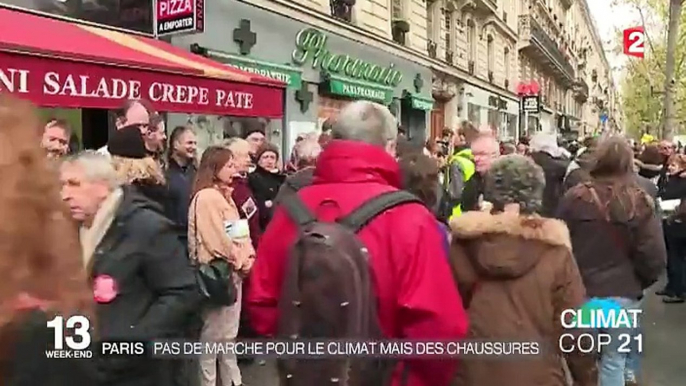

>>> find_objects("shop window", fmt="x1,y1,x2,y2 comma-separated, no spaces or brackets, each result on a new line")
487,108,500,133
468,103,481,125
505,113,518,139
526,115,540,134
3,0,153,34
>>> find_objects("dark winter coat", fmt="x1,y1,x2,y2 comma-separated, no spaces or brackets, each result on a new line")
248,166,286,231
165,159,197,232
557,181,666,299
530,151,569,217
274,167,315,204
90,186,200,386
660,173,686,239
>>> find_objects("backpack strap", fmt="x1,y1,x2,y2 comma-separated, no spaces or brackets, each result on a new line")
338,190,422,233
281,194,317,228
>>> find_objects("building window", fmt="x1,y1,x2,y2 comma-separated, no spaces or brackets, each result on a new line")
442,5,457,62
391,0,410,45
468,103,481,125
467,18,476,62
392,0,404,20
426,1,440,57
487,35,495,73
504,47,510,80
427,1,434,39
487,108,501,132
505,113,518,139
444,8,454,54
331,0,355,22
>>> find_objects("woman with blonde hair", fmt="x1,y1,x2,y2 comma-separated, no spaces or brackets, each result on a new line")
189,146,254,386
0,95,95,385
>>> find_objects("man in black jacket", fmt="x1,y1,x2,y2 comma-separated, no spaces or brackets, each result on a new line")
60,151,200,386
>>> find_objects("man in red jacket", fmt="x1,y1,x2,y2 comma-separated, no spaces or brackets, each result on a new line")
247,101,469,386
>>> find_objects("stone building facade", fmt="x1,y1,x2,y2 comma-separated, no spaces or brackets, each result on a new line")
170,0,617,149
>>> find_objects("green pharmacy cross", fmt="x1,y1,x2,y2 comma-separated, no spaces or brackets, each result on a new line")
233,19,257,55
295,82,314,113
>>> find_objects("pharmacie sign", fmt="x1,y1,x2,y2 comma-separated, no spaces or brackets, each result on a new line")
292,28,403,88
0,52,283,118
224,57,303,89
155,0,205,36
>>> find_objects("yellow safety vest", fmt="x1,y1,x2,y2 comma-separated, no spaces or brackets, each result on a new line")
445,149,476,220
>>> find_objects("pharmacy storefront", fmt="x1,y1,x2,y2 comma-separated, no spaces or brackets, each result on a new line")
462,84,519,140
172,0,435,154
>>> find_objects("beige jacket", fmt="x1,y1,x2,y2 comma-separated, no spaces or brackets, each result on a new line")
188,187,254,273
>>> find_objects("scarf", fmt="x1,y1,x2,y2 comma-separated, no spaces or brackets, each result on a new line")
79,188,123,268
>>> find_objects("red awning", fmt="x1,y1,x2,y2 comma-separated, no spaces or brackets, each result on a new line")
0,8,284,118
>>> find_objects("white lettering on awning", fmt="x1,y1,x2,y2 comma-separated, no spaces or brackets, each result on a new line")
43,72,141,99
0,68,29,93
148,82,210,105
215,90,254,109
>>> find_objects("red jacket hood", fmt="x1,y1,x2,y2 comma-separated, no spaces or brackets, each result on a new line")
313,140,402,188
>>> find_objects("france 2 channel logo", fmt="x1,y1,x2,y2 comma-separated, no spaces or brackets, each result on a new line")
45,315,94,359
623,26,645,59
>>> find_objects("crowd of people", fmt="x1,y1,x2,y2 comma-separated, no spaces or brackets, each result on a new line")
0,93,676,386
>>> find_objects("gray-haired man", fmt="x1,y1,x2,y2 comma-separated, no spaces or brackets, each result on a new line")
59,151,200,386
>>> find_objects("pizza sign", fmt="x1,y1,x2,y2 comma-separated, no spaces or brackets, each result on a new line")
155,0,205,36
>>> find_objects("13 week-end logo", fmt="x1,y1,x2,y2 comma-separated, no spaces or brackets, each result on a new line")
623,26,645,58
45,315,94,359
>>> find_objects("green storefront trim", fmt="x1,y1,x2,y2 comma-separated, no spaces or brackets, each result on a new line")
222,54,303,89
324,74,394,104
410,94,434,110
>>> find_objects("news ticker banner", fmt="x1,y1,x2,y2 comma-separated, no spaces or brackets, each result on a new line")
79,339,545,360
46,306,643,360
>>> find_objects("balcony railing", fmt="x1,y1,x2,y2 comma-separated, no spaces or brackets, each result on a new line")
573,78,589,102
518,15,574,85
465,0,498,16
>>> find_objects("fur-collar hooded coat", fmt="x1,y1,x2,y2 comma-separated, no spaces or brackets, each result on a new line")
448,211,597,386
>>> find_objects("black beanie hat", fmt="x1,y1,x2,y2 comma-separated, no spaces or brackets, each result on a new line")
241,121,266,139
107,124,147,159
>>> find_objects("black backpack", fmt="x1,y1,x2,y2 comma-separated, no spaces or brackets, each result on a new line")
277,190,421,386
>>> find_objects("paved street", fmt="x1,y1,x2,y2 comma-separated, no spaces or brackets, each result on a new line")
240,285,686,386
642,285,686,386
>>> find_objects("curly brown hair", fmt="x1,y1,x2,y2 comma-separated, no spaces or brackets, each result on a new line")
0,96,92,367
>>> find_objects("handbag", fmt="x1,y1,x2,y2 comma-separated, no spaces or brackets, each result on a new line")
191,195,237,307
